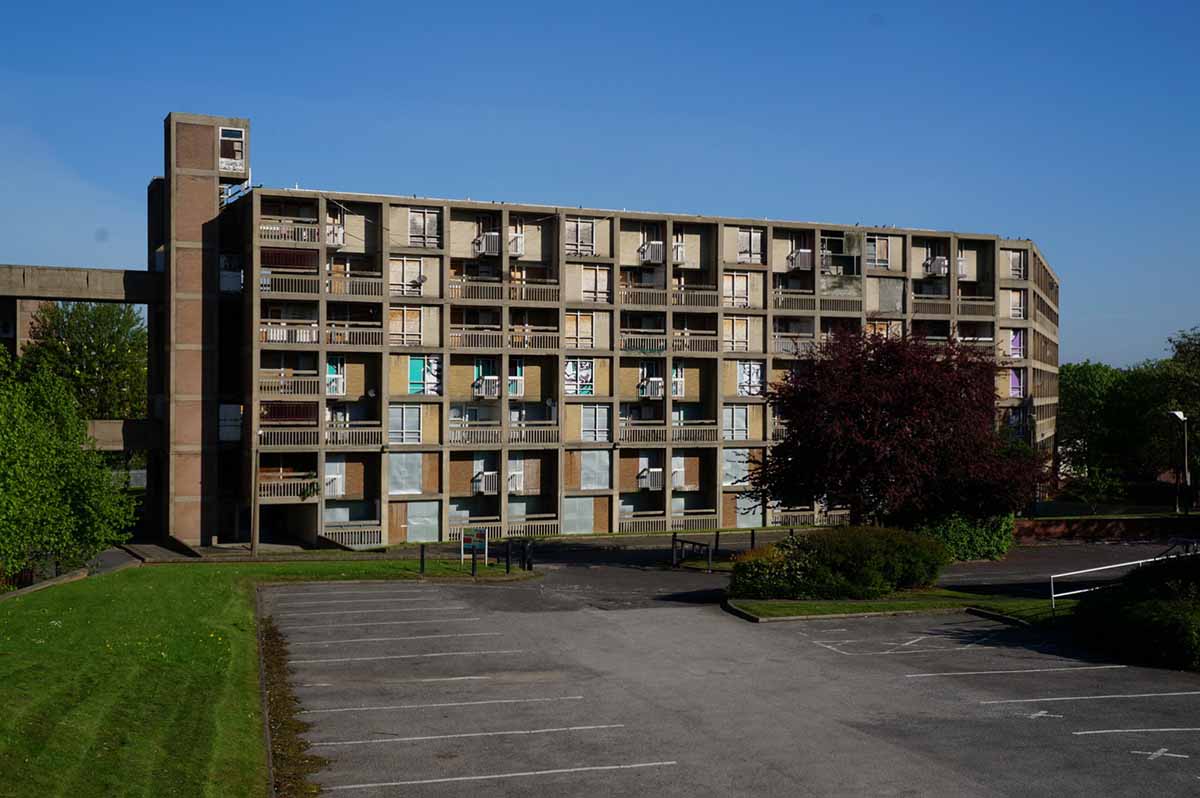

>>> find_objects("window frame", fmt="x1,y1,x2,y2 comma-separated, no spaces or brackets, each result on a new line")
580,403,610,442
565,217,596,256
407,207,441,248
388,403,422,444
565,358,595,396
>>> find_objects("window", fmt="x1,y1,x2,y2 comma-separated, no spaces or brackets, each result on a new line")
1010,330,1025,358
565,358,594,395
565,311,595,348
671,363,685,397
580,404,611,442
326,355,346,396
736,361,763,396
723,271,750,307
389,306,422,346
723,316,749,351
581,265,610,302
408,355,441,395
406,500,440,542
723,405,749,441
563,496,596,535
407,207,441,248
736,227,763,264
219,127,245,170
389,452,423,495
565,217,596,256
388,404,422,443
580,450,611,490
722,449,751,485
866,235,887,268
1006,249,1027,279
1010,290,1026,320
508,357,524,397
324,456,345,498
1009,369,1025,398
390,258,423,296
735,493,764,529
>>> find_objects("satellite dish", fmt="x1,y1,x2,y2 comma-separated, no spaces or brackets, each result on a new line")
416,275,428,284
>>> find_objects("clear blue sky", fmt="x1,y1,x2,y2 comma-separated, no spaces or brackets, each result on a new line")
1,0,1195,365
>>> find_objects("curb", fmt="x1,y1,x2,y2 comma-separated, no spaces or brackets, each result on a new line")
965,606,1032,627
722,599,969,623
0,568,89,603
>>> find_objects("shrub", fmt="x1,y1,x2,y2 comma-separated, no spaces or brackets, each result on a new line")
728,527,950,600
915,514,1015,561
1074,559,1200,671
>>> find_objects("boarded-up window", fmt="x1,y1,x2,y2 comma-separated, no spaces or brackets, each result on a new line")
407,500,440,542
580,450,611,489
563,496,595,534
389,452,422,495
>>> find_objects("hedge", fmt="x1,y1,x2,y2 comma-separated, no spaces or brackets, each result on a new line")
914,514,1015,561
1074,558,1200,671
729,527,950,600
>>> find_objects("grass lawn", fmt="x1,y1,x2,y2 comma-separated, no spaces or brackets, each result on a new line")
0,559,525,798
730,588,1077,624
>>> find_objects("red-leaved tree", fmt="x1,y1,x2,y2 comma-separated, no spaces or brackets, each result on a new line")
753,332,1043,525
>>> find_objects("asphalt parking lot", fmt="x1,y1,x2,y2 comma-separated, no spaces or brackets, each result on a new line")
262,561,1200,796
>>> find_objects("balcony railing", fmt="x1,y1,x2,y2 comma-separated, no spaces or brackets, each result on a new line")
913,298,952,315
507,376,525,398
448,423,502,445
326,224,346,247
510,280,561,303
674,334,720,354
258,476,320,500
324,473,345,498
259,372,322,397
260,219,321,244
321,523,382,550
773,289,816,311
258,427,320,447
507,471,526,494
1010,305,1026,320
473,231,501,257
509,422,560,444
509,329,560,349
325,425,385,447
672,242,687,263
773,510,816,527
449,278,504,301
259,322,320,345
787,249,814,271
958,299,996,317
260,272,320,294
638,241,665,264
618,515,668,534
772,334,816,356
723,292,754,309
506,518,559,538
668,514,717,531
619,287,668,306
473,375,501,398
721,338,750,353
771,424,788,441
450,327,504,348
638,467,665,490
620,334,668,353
447,522,504,543
638,377,665,399
327,275,385,298
619,422,667,443
509,233,525,257
473,471,499,495
672,422,718,443
326,324,384,346
326,373,346,396
819,296,863,313
671,287,720,307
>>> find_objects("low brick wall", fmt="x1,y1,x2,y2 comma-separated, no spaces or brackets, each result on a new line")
1016,515,1200,543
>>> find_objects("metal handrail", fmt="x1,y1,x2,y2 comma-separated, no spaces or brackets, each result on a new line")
1049,540,1200,609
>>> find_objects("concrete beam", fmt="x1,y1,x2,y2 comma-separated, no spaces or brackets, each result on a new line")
0,265,161,305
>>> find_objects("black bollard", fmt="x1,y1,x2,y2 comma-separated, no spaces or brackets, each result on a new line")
671,532,678,567
707,543,713,574
419,543,426,575
750,528,756,551
505,540,512,574
714,530,720,556
471,543,477,577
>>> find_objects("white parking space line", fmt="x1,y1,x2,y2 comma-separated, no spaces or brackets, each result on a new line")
275,597,443,607
270,590,436,598
275,606,469,618
280,617,480,630
290,632,501,647
291,648,525,665
325,761,679,790
313,724,625,747
982,690,1200,705
907,665,1127,678
299,676,493,688
1073,728,1200,736
301,695,585,715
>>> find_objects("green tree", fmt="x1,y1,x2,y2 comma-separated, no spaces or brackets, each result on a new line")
0,350,135,584
20,301,148,420
1057,361,1122,477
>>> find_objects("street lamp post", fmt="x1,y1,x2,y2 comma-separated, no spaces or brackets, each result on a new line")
1169,411,1189,515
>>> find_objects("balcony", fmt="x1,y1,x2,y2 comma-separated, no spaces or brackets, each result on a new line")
787,248,814,271
449,422,502,445
619,421,667,443
327,274,385,298
259,371,322,397
675,334,721,354
449,278,504,301
772,334,815,356
671,286,720,308
326,323,384,347
773,289,816,311
510,280,561,303
473,375,501,399
618,514,668,534
638,241,665,264
258,475,320,502
508,421,560,444
671,421,719,443
620,333,668,354
473,231,501,257
508,328,560,349
450,326,505,349
958,299,996,317
260,273,320,295
638,467,665,491
619,286,668,306
325,424,385,448
638,377,665,399
321,523,382,550
259,322,320,345
912,298,952,316
258,427,320,447
260,219,321,244
671,514,719,532
473,471,500,495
